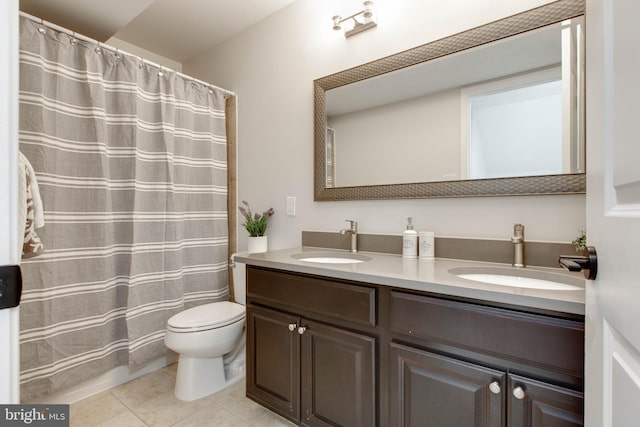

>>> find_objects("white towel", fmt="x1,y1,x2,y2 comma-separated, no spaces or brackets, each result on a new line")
19,151,45,258
18,152,28,239
20,152,44,228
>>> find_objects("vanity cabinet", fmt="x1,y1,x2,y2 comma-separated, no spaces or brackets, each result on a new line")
246,267,377,427
389,290,584,426
508,373,584,426
389,343,584,426
246,305,300,421
245,266,585,427
389,342,504,426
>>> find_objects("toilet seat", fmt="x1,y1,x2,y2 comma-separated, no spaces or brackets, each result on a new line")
167,301,245,333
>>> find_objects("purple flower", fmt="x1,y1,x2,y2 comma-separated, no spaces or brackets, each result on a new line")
238,201,275,237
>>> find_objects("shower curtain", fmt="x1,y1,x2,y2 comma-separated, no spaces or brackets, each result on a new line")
18,16,230,401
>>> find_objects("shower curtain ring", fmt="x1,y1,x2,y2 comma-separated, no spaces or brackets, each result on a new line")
37,19,46,34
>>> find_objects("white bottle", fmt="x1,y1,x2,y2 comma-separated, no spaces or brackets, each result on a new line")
419,231,435,259
402,217,418,259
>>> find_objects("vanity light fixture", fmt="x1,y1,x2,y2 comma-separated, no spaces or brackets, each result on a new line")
332,1,376,38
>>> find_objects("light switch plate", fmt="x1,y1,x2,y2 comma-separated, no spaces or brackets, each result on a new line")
286,196,296,216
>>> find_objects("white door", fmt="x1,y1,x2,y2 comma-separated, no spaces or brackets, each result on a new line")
585,0,640,425
0,0,21,404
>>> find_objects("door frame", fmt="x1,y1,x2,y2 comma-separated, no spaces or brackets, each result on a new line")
0,0,21,404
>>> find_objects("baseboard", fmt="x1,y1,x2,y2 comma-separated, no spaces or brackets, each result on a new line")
26,356,174,405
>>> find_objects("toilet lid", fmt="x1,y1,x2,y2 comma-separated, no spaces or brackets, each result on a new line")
168,301,245,331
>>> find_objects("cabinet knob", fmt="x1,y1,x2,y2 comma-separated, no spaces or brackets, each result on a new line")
288,323,297,332
297,326,307,335
489,381,501,394
512,386,526,400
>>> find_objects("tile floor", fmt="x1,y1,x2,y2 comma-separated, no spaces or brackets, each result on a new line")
69,364,296,427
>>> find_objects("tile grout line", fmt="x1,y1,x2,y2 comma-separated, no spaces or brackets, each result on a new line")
71,366,296,427
105,389,150,427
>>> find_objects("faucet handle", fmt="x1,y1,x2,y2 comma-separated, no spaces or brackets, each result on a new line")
511,223,524,243
345,219,358,231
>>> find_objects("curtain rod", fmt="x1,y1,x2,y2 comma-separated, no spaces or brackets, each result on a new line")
19,11,236,98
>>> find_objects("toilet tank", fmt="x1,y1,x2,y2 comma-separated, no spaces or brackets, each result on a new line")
231,254,246,305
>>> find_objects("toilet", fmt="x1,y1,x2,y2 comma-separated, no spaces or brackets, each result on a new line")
164,254,247,401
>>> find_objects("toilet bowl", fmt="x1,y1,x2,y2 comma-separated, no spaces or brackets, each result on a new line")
164,254,248,401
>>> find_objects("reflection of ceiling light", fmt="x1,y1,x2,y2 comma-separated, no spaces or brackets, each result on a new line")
332,1,376,38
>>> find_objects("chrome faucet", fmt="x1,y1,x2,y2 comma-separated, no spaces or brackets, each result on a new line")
340,220,358,253
511,223,525,268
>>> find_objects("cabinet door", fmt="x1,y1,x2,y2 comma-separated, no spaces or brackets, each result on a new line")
300,319,376,427
247,305,300,423
509,374,584,427
389,342,505,427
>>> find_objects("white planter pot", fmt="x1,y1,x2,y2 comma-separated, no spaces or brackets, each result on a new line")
247,236,268,254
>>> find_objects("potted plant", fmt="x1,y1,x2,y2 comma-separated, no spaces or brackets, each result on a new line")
239,201,274,253
572,230,586,253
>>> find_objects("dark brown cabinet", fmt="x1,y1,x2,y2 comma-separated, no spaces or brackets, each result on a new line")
389,342,584,427
389,290,584,427
246,266,585,427
389,342,504,427
508,374,584,427
247,305,300,421
300,319,375,427
246,268,377,426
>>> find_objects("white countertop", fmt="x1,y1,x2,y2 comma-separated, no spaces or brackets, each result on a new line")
234,247,586,315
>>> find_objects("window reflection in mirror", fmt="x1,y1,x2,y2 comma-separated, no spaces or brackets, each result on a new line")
326,127,336,187
462,67,563,179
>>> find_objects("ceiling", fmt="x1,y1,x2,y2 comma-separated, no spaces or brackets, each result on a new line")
19,0,297,63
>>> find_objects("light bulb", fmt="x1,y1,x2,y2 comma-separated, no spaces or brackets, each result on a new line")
332,15,343,31
363,1,374,18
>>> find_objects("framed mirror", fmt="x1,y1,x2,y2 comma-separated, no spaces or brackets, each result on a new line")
314,0,586,201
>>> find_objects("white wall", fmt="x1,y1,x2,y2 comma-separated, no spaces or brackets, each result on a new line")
107,37,183,72
184,0,586,251
329,88,460,186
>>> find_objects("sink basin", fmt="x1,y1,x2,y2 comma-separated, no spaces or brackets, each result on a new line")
448,266,583,291
291,251,372,264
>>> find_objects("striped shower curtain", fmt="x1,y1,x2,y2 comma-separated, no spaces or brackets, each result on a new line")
18,16,230,401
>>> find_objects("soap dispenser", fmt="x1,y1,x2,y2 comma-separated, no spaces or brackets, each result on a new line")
402,217,418,259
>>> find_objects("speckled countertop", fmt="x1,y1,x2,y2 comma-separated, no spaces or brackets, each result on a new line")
234,247,586,315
